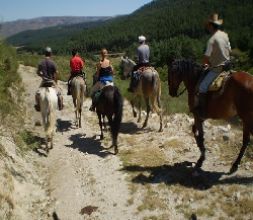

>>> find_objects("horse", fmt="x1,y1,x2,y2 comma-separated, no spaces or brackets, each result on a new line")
168,59,253,174
95,85,123,154
39,87,58,152
120,57,163,132
71,75,86,128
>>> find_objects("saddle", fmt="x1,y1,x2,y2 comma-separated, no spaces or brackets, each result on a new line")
138,66,156,73
93,83,114,105
208,71,232,92
41,79,55,87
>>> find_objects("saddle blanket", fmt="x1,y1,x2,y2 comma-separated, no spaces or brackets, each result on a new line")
208,71,232,92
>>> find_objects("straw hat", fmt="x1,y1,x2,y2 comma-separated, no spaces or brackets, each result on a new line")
208,13,223,26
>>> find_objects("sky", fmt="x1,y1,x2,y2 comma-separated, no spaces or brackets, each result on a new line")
0,0,153,22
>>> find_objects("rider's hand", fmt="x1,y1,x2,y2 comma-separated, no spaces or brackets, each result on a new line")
202,63,209,70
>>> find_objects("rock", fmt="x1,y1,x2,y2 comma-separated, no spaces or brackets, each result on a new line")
223,134,230,141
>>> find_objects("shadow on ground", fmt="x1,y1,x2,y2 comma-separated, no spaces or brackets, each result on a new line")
57,119,72,132
120,122,152,134
66,133,113,158
122,161,253,190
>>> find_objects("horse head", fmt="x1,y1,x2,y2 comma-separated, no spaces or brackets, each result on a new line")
168,59,201,97
120,56,136,79
168,60,184,97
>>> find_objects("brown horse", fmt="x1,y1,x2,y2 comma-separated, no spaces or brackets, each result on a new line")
121,57,163,132
71,76,86,128
168,59,253,174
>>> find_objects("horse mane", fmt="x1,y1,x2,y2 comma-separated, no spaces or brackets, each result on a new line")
172,59,202,81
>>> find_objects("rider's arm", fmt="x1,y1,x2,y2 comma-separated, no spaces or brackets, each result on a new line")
37,63,43,77
95,63,100,77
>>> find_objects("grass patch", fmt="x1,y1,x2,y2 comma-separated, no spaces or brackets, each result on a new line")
0,144,8,158
121,146,166,168
0,168,14,220
14,130,41,154
137,185,167,212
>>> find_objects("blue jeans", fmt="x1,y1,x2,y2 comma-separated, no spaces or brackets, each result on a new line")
199,70,219,93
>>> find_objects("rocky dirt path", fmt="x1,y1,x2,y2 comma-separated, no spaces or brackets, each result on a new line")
19,64,253,220
20,64,139,220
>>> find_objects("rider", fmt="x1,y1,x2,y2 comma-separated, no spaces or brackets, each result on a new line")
197,13,231,118
89,48,114,111
67,48,85,95
128,35,150,92
34,47,64,111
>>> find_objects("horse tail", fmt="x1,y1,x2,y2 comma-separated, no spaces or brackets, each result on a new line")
111,87,123,146
151,72,162,114
44,88,56,139
77,81,84,113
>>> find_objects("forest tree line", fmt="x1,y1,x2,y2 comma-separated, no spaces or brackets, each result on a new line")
7,0,253,79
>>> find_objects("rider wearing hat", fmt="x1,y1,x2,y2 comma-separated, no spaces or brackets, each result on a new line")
134,35,150,71
34,47,63,111
197,13,231,118
128,35,150,92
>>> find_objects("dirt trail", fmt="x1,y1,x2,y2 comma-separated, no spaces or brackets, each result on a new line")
20,64,139,220
19,64,253,220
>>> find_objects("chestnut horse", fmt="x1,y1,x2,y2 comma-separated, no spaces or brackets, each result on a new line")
121,57,163,132
168,59,253,174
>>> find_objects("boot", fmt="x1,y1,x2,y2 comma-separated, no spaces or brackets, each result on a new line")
34,93,40,112
58,95,64,110
197,93,207,119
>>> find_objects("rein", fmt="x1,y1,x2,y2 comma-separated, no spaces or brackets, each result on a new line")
176,86,187,97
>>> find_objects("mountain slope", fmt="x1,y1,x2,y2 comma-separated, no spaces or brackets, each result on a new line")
0,16,110,37
7,0,253,68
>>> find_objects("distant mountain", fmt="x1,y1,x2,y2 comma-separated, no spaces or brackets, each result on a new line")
0,16,110,37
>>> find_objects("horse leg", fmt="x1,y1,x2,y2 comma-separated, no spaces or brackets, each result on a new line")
97,113,104,139
156,95,163,132
137,98,142,123
103,115,107,131
107,115,118,154
78,108,82,128
193,117,206,171
73,99,78,127
142,97,150,128
230,123,250,174
130,100,137,118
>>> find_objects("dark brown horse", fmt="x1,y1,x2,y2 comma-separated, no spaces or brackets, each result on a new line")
95,85,123,154
168,59,253,174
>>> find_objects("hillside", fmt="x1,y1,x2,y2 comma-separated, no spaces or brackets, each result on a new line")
0,16,110,37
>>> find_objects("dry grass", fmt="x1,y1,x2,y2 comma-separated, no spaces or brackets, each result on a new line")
0,168,14,220
121,146,166,168
137,185,167,212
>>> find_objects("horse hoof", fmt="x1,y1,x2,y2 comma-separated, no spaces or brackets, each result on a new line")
114,148,118,155
229,165,238,174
